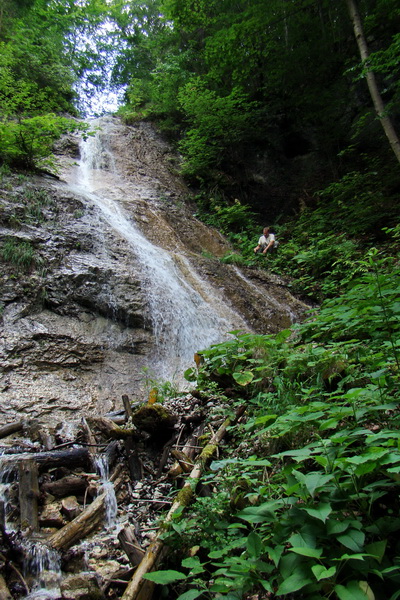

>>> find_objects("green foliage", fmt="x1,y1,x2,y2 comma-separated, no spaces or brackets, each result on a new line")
157,252,400,598
7,186,56,226
0,113,87,169
0,238,42,270
140,367,182,403
178,81,259,179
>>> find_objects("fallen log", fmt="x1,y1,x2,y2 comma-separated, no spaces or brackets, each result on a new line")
121,405,246,600
166,429,202,478
87,416,138,440
122,395,134,421
0,421,24,440
124,437,143,482
0,447,90,473
118,525,145,567
0,574,13,600
42,475,90,498
18,459,39,532
170,449,194,473
48,463,124,551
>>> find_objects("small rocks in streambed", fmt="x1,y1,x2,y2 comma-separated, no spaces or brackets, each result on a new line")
39,503,64,528
60,572,105,600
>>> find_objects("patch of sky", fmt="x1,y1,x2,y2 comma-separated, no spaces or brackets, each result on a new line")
72,18,127,117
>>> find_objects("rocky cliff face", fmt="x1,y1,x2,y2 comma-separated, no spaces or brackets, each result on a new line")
0,116,308,428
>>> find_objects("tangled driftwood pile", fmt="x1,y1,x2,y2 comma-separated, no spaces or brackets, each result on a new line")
0,393,243,600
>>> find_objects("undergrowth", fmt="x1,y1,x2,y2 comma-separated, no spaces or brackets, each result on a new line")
193,168,400,303
144,249,400,599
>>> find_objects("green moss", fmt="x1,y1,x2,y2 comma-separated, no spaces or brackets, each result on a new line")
199,444,217,463
132,403,176,434
197,434,210,446
176,485,194,506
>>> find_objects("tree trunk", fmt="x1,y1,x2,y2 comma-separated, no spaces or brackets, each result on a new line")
0,421,25,440
346,0,400,164
18,459,39,532
0,574,13,600
48,464,124,551
0,447,90,473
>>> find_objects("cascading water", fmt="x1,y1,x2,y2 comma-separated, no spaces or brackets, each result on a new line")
94,455,117,528
0,455,14,532
23,541,61,600
64,117,248,378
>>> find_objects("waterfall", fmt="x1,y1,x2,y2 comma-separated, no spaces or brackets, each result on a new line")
0,454,16,533
94,455,117,529
23,541,61,600
63,116,247,378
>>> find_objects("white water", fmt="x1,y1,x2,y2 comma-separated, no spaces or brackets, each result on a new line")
94,455,117,528
64,117,247,378
0,454,16,533
23,541,61,600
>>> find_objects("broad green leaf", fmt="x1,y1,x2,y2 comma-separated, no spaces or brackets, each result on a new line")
359,581,376,600
267,544,285,567
276,571,313,595
289,532,316,549
142,570,187,584
232,370,254,386
260,579,273,592
335,553,371,561
181,556,205,575
327,519,358,535
274,448,316,461
337,528,365,552
247,531,262,557
311,564,336,581
289,546,323,558
254,414,277,425
302,502,332,522
334,580,371,600
365,540,387,563
176,591,204,600
238,499,284,523
292,470,334,497
184,367,197,382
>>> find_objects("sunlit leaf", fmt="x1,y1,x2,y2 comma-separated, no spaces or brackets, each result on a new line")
232,370,254,386
142,570,187,584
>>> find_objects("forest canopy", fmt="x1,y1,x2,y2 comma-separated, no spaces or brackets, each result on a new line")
0,0,399,245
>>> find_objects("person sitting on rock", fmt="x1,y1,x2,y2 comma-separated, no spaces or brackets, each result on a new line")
254,226,278,255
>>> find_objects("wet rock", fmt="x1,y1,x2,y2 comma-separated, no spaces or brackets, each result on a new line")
61,496,81,521
0,118,309,430
60,573,105,600
39,503,64,528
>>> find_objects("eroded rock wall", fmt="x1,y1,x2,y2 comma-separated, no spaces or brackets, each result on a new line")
0,117,308,428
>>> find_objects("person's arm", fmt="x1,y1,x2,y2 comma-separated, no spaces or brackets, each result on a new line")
254,244,260,253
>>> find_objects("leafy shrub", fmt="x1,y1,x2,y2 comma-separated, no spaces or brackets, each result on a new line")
153,252,400,599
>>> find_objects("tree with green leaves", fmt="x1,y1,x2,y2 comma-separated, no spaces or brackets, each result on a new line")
346,0,400,165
